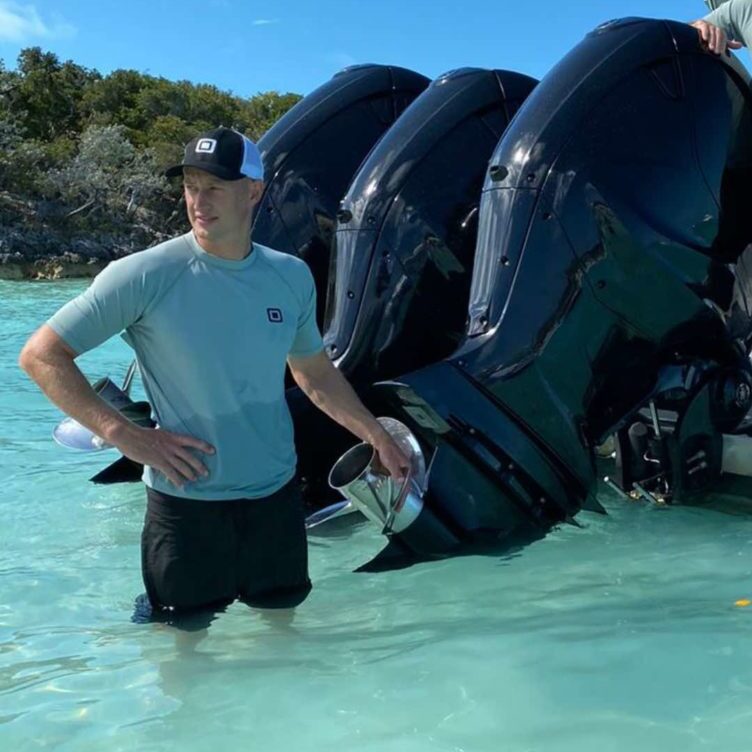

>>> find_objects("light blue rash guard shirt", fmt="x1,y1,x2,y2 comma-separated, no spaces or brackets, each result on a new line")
47,232,324,500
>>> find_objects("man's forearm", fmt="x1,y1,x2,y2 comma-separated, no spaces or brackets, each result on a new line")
293,363,388,445
20,329,214,487
288,352,410,478
20,338,132,444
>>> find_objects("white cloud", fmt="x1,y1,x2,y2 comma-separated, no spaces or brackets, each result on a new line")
0,2,76,43
252,18,279,26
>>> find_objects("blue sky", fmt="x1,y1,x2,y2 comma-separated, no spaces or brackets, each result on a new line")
0,1,728,97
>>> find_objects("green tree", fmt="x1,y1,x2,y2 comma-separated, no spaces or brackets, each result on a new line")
0,48,303,259
239,92,302,139
10,47,99,141
143,114,196,169
81,68,149,130
0,59,17,116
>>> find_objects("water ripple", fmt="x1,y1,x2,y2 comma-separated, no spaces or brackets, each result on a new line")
3,280,752,751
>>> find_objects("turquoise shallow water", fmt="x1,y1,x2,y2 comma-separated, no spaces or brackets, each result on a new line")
4,279,752,751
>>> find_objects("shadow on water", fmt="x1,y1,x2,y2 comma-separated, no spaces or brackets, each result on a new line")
353,525,551,573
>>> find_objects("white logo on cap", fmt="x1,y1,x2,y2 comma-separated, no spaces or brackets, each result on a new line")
196,138,217,154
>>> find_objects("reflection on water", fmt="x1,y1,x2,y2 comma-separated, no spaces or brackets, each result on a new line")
4,280,752,751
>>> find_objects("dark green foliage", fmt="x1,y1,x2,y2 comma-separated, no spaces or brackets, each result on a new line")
10,48,99,141
0,48,302,263
238,92,302,139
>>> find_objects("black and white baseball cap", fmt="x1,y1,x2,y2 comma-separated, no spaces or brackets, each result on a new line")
165,126,264,181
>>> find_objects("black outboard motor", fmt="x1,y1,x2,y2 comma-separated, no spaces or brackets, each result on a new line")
332,19,752,567
324,68,537,382
254,65,430,325
291,68,537,510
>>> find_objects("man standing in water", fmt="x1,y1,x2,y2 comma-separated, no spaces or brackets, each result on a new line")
19,126,409,621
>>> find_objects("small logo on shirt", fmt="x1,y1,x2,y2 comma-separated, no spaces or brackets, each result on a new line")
196,138,217,154
267,308,284,323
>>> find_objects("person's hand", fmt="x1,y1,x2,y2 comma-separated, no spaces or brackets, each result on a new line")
109,423,215,488
371,432,411,483
691,20,743,54
371,433,413,512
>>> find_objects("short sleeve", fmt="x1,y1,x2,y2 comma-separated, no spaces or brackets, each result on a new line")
289,265,324,357
704,0,752,46
46,257,146,356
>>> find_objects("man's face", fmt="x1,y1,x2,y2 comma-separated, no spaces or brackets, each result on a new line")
183,167,263,245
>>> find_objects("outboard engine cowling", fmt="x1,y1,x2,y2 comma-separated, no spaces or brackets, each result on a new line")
324,68,538,381
348,18,752,567
290,68,538,513
254,64,430,325
450,17,752,494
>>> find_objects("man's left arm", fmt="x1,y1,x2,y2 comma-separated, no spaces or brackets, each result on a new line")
287,351,410,480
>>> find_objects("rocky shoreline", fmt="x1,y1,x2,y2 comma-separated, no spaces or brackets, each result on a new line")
0,252,109,281
0,192,175,281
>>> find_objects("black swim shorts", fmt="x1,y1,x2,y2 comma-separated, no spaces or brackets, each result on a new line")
141,478,312,613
